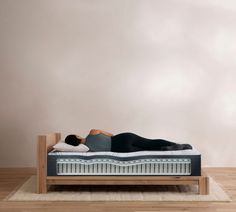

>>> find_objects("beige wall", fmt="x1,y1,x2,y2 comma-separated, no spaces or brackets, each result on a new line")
0,0,236,167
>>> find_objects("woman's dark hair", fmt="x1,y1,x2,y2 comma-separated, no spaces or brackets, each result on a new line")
65,134,82,146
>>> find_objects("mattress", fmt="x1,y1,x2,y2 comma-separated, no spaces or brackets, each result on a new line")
47,148,201,176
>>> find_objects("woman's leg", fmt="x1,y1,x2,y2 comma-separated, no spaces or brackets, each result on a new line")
111,132,179,152
111,133,143,152
131,134,177,150
132,134,192,151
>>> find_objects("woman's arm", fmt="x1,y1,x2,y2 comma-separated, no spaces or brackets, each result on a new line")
89,129,113,136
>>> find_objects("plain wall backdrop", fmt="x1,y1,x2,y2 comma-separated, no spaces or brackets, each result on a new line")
0,0,236,167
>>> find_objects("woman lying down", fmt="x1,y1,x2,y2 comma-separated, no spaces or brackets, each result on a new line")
62,129,192,152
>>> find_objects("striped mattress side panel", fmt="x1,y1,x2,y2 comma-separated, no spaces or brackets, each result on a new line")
56,158,191,175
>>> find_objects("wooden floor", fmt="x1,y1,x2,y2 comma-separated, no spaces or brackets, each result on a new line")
0,168,235,212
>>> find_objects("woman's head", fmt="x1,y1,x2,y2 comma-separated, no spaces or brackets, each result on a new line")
65,134,82,146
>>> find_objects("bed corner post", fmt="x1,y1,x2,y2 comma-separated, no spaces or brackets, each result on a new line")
199,170,210,195
37,135,47,194
55,132,61,143
37,133,61,194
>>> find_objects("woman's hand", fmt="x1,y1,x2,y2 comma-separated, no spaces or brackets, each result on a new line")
89,129,113,136
89,129,100,135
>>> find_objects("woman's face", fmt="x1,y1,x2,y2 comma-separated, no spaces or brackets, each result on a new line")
75,135,83,139
75,135,86,144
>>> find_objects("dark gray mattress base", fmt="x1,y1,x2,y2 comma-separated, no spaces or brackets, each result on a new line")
47,151,201,176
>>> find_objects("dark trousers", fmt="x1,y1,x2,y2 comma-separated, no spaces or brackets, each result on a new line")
111,132,177,152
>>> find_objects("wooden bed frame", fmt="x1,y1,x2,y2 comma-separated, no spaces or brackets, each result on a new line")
37,132,209,195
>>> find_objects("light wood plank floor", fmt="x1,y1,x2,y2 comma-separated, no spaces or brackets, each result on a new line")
0,168,235,212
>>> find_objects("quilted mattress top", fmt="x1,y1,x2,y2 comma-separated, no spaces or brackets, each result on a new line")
48,147,200,157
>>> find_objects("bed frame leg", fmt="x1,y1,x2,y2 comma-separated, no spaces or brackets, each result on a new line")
37,133,61,194
38,182,47,194
37,135,47,194
199,176,209,195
